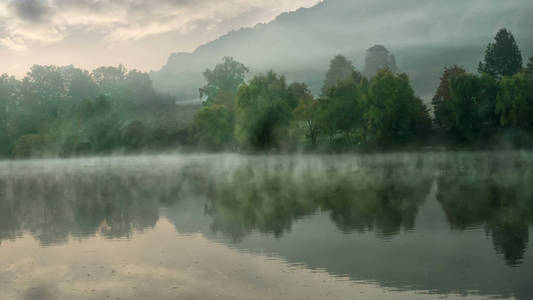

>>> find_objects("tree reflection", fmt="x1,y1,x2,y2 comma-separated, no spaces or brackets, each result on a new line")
437,164,533,266
0,170,166,245
201,161,434,241
1,154,532,268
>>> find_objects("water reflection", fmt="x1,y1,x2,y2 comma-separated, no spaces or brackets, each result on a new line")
437,163,533,266
0,153,532,299
203,161,433,240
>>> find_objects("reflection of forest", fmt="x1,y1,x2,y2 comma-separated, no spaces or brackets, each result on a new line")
0,169,169,245
1,154,532,267
204,162,434,240
437,160,533,266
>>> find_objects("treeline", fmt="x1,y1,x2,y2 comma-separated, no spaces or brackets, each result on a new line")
194,28,533,151
1,29,532,158
0,65,192,158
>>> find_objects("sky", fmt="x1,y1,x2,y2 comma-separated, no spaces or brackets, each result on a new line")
0,0,320,77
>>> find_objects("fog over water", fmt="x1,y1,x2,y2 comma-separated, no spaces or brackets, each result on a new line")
1,152,533,299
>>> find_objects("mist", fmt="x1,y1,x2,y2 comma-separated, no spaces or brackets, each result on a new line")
1,1,533,299
151,0,533,99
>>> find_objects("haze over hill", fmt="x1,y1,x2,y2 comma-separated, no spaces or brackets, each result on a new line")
151,0,533,101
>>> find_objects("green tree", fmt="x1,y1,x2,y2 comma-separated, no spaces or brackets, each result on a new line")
496,73,533,131
123,120,147,151
193,104,234,150
13,134,45,158
24,65,69,119
363,70,423,145
81,96,122,153
324,76,364,143
61,66,99,101
0,74,18,156
236,71,296,150
321,55,354,96
412,97,432,137
199,57,249,107
432,66,467,131
446,73,499,141
478,29,523,78
91,65,126,98
292,84,320,146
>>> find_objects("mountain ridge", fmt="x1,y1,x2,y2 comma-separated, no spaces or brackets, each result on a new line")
151,0,533,101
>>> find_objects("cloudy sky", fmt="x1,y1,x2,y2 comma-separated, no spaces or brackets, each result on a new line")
0,0,320,77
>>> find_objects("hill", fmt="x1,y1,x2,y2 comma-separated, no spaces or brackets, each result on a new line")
150,0,533,101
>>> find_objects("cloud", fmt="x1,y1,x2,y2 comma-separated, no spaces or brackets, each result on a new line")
8,0,53,23
0,0,318,53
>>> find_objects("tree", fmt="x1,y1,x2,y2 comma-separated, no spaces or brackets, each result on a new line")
478,29,523,78
324,76,363,142
123,120,147,151
412,97,432,137
446,73,499,141
432,66,467,131
364,45,398,78
0,74,18,156
292,84,320,146
236,71,296,150
91,65,126,97
61,66,99,101
496,73,533,131
193,104,234,150
321,55,354,96
363,70,422,145
199,57,249,107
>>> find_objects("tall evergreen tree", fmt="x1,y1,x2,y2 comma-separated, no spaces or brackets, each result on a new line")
478,29,523,78
321,55,354,96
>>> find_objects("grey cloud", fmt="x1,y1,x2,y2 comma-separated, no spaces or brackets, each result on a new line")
9,0,53,23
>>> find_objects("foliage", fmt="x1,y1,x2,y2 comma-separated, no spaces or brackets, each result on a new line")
0,64,192,159
123,121,147,151
236,71,297,150
496,73,533,131
1,26,533,158
445,73,499,141
199,57,249,107
478,29,523,78
292,84,320,146
193,104,234,150
363,70,428,145
323,75,364,143
432,66,467,131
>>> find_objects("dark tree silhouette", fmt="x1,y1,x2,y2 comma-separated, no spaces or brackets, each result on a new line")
478,29,523,78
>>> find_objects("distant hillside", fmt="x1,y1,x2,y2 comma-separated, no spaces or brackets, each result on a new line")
150,0,533,101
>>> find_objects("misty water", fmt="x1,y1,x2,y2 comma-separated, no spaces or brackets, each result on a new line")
1,152,533,299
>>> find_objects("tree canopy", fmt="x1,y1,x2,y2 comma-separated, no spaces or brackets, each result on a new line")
236,71,296,150
199,57,249,107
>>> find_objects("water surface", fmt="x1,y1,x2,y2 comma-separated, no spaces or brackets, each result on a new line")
1,152,532,299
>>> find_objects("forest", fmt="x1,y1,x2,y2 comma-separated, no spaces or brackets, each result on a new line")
0,28,532,158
